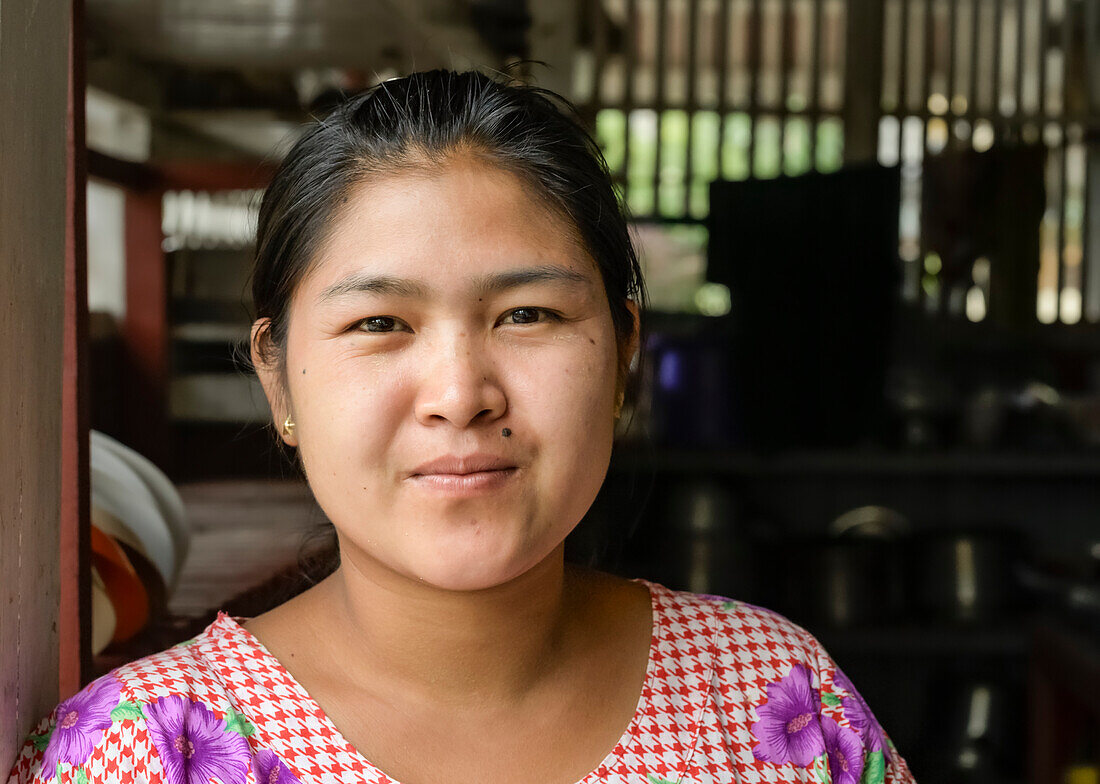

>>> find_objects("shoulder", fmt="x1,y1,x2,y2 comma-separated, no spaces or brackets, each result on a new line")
7,619,253,784
648,584,916,783
650,583,823,672
646,583,832,711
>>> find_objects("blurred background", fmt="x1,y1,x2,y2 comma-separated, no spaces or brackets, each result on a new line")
73,0,1100,781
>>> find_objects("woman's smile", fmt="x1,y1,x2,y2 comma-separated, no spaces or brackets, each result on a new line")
405,452,521,495
406,467,519,496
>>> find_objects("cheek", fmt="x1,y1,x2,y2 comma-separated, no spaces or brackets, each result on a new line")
511,341,617,431
288,353,413,467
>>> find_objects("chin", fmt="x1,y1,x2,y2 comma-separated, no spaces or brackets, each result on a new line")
407,535,554,593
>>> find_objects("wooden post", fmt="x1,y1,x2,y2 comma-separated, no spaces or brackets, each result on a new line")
0,0,71,764
61,0,91,699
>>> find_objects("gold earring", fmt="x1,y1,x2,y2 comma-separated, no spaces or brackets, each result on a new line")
282,415,296,436
613,391,625,421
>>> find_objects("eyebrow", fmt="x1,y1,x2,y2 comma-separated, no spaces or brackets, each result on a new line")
317,264,591,303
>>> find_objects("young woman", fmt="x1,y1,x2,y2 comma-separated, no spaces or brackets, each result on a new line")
9,70,914,784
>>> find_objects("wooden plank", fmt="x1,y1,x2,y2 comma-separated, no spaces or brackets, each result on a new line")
1038,0,1049,118
592,0,607,108
748,0,763,169
1014,0,1026,125
123,191,171,470
843,0,887,162
87,149,159,191
654,0,669,214
60,0,91,699
88,154,275,193
624,0,637,189
0,0,70,764
684,0,700,215
778,0,793,167
947,0,960,123
968,0,981,121
899,0,912,118
808,0,823,163
716,0,731,174
992,0,1005,120
921,0,934,147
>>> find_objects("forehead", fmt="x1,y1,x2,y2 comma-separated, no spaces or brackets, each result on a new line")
298,157,596,297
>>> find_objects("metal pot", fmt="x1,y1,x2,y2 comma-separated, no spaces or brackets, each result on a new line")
908,528,1026,624
780,536,906,629
654,479,755,599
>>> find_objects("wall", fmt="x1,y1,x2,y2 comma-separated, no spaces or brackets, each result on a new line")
0,0,71,766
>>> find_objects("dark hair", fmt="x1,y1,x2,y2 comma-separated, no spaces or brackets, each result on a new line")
251,69,646,381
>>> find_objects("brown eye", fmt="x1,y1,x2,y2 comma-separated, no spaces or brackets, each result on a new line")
508,308,543,324
359,316,406,333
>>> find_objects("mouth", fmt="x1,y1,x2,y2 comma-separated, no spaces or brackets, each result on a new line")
407,467,518,494
406,453,519,495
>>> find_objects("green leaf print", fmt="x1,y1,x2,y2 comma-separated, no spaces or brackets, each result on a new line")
861,751,885,784
111,701,145,722
822,692,842,708
813,754,831,783
74,766,89,784
646,775,679,784
173,637,198,648
720,600,737,611
27,728,51,752
224,708,256,737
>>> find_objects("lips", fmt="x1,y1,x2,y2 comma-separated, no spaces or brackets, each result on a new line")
408,453,517,478
406,453,519,496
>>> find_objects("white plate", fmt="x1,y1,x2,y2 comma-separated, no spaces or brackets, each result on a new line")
90,567,117,656
90,434,177,590
91,431,189,579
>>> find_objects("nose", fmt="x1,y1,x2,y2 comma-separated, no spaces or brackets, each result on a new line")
413,333,507,429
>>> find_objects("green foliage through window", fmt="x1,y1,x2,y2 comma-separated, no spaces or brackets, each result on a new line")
596,110,846,220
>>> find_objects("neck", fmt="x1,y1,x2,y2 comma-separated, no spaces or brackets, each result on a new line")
321,544,580,707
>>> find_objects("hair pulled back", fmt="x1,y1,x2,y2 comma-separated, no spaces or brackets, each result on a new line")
251,69,645,372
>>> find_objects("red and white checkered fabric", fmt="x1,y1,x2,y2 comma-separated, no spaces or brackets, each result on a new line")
8,580,915,783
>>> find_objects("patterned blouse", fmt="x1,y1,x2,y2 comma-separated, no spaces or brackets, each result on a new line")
8,580,915,784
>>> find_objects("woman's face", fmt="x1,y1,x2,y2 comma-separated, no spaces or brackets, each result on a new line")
255,155,635,592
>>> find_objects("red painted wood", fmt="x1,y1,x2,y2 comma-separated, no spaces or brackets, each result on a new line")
158,160,275,192
87,149,158,191
60,0,90,697
88,154,274,193
123,190,170,470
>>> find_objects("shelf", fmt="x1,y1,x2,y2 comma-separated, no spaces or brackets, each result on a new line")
172,322,250,343
169,373,270,423
815,623,1029,658
609,446,1100,478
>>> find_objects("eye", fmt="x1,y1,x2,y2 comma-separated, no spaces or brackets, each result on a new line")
356,316,410,333
503,307,558,325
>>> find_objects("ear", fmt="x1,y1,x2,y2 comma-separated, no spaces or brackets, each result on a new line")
616,299,642,394
251,318,297,447
625,299,641,363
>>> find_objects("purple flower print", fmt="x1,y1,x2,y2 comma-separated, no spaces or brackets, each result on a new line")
144,695,250,784
833,669,886,752
253,749,303,784
823,716,865,784
41,675,123,779
750,664,826,766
